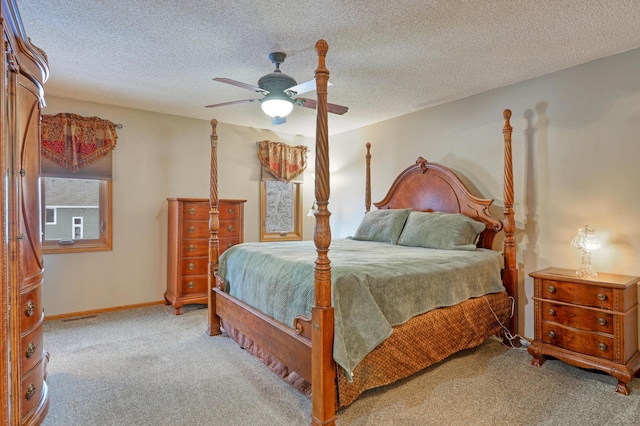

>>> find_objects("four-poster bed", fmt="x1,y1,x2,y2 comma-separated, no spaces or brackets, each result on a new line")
207,40,518,425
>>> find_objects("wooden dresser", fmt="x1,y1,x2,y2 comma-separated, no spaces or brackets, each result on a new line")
165,198,245,314
528,267,640,394
1,1,50,423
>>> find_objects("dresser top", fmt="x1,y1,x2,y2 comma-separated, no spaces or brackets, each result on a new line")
530,267,640,288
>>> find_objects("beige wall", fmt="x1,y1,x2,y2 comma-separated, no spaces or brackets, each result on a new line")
44,47,640,342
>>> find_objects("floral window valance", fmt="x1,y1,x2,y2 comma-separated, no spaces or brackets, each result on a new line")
41,113,118,172
257,140,308,183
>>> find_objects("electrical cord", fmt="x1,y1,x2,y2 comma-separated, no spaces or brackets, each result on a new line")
483,295,530,350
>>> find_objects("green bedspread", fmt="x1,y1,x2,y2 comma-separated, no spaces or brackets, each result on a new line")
218,238,505,378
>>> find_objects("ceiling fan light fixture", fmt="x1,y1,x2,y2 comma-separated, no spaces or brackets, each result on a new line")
261,96,293,118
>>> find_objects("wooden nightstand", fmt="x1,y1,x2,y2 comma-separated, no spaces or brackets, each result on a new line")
528,267,640,395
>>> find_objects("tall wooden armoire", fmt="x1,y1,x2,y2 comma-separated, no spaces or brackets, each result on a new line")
1,0,50,424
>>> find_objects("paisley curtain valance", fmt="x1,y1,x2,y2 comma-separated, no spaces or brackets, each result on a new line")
257,140,308,183
41,113,118,172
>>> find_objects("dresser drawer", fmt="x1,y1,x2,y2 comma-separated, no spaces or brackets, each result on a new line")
20,321,44,374
219,221,241,238
181,277,208,295
181,239,208,257
220,237,240,253
219,204,241,221
182,202,209,220
539,279,614,310
181,258,208,276
541,322,615,361
20,357,47,419
182,221,209,238
541,301,614,334
20,286,43,331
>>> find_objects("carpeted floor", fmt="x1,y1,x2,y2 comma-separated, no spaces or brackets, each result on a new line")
42,304,640,425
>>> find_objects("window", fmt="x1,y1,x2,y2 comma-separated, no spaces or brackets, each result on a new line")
72,216,83,239
259,180,302,241
45,207,56,224
41,155,113,254
40,112,117,254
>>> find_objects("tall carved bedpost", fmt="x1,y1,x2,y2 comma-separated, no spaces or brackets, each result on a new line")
365,142,371,213
207,119,222,336
502,109,518,336
311,39,337,426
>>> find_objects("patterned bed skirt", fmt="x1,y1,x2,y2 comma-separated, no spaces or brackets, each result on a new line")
221,291,511,408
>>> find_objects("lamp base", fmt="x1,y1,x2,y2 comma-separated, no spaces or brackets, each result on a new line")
576,250,597,277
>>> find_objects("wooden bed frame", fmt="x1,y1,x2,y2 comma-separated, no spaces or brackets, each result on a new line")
206,40,517,426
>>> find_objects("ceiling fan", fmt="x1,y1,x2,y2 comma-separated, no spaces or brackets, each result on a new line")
205,52,349,125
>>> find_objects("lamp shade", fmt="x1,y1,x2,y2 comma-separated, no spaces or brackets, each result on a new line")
261,96,293,118
570,224,601,252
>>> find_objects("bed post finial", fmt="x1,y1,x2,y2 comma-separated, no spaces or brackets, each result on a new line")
311,39,337,426
501,109,518,337
207,118,222,336
365,143,372,213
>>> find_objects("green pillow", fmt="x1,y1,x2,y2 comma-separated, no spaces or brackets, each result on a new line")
352,208,411,244
397,211,485,250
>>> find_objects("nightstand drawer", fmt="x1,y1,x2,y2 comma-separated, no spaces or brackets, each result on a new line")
541,301,614,334
540,279,614,310
541,322,615,361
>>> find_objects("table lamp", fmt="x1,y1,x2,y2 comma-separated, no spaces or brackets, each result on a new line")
569,223,601,277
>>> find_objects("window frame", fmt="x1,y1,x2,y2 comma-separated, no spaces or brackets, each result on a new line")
41,178,112,254
259,180,303,242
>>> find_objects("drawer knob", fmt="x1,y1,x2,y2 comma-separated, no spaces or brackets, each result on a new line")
597,293,606,301
189,208,196,215
548,308,555,316
25,383,36,400
598,342,607,351
188,263,195,270
187,281,195,289
25,300,36,317
227,225,234,232
547,285,556,293
188,244,195,252
228,208,234,214
188,226,195,233
548,330,556,338
598,318,607,326
26,343,36,359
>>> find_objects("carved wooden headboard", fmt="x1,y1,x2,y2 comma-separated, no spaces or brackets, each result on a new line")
373,155,502,250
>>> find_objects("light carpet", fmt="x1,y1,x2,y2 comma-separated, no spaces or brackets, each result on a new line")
42,304,640,425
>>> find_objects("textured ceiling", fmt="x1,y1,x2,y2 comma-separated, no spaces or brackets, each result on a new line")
16,0,640,137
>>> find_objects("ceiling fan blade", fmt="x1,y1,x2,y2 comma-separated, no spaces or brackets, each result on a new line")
205,99,258,108
213,78,268,94
286,79,333,96
296,97,349,115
